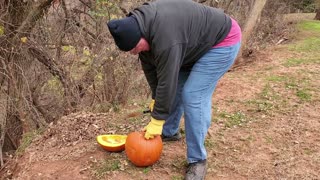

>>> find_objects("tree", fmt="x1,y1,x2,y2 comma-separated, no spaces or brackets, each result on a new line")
0,0,55,166
0,0,141,167
235,0,268,64
315,0,320,20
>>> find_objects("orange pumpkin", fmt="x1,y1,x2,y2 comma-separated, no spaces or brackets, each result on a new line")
125,131,163,167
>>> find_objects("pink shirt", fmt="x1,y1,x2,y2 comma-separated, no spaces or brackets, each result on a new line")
213,18,241,48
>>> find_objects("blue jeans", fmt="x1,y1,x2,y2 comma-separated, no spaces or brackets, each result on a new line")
162,42,241,163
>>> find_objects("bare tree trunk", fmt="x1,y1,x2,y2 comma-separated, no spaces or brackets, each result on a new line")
315,9,320,20
0,91,7,167
314,0,320,20
236,0,267,64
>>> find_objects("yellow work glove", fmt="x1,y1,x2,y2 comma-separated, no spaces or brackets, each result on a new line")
149,99,155,112
143,117,165,139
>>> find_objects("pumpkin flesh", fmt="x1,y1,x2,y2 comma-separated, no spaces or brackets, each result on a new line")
96,135,127,152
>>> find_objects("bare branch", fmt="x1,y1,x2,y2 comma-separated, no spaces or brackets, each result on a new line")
28,43,80,112
78,0,91,9
197,0,208,3
15,0,54,36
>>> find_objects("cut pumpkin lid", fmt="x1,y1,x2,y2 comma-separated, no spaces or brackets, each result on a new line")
96,134,127,147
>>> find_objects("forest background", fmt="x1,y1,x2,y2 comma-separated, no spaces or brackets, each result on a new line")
0,0,319,176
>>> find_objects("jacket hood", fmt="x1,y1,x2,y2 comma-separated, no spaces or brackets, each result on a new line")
129,2,157,42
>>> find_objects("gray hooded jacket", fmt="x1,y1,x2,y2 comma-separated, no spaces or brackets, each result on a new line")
130,0,232,120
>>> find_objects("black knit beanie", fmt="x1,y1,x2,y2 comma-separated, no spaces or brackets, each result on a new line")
107,16,142,52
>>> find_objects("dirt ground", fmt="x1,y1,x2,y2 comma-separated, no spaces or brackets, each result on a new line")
1,18,319,180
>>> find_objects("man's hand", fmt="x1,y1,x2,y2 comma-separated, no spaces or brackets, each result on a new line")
143,118,165,139
149,99,155,112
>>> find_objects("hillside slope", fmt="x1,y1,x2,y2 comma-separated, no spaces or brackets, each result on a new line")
1,18,320,180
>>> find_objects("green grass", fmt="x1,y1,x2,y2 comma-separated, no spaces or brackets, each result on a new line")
264,136,273,144
94,159,121,178
245,73,307,115
283,58,320,67
16,130,42,156
239,135,255,142
246,100,275,113
263,66,275,71
143,167,151,174
171,175,184,180
266,75,287,82
265,72,315,102
296,89,312,101
280,20,320,102
303,147,316,155
171,157,187,169
288,37,320,52
285,81,299,89
260,83,279,101
207,21,319,174
217,111,247,128
288,21,320,53
298,20,320,32
205,138,215,149
0,25,4,35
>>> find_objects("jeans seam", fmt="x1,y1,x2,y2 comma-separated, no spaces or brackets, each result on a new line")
200,90,205,160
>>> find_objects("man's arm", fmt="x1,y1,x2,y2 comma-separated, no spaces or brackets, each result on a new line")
139,54,158,99
152,44,185,120
142,44,185,139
